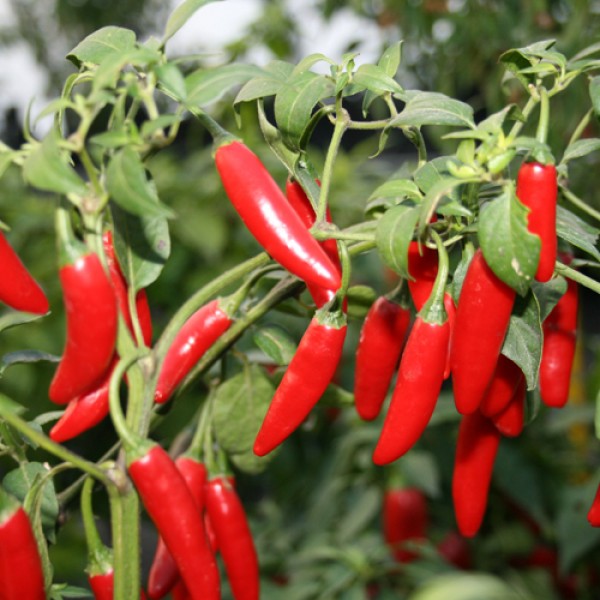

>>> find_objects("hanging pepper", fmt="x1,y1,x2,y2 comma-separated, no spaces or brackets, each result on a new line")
205,476,259,600
452,411,501,537
516,161,557,282
373,232,450,465
286,179,341,308
147,457,211,600
171,581,191,600
407,240,439,311
354,295,411,421
253,305,347,456
443,292,456,380
383,487,428,563
437,531,471,570
214,141,341,292
450,249,516,415
89,569,147,600
480,355,524,418
49,209,118,404
154,299,233,403
587,482,600,527
127,444,220,600
0,230,49,314
491,375,526,438
0,488,46,600
539,272,578,408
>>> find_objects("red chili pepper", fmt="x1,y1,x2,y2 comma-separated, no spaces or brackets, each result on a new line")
354,296,411,421
0,488,45,600
587,482,600,527
491,375,525,437
373,233,450,465
382,487,428,563
436,531,471,570
171,580,191,600
286,179,341,307
539,276,578,408
516,162,557,282
0,231,49,314
443,291,456,380
407,241,438,311
205,476,259,600
450,249,516,415
154,299,233,403
452,411,501,537
253,307,347,456
49,212,118,404
214,141,341,292
148,457,211,600
88,570,147,600
480,355,524,418
127,445,220,600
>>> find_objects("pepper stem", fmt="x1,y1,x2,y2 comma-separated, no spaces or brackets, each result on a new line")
81,477,113,575
55,203,86,267
191,108,237,147
419,230,449,325
536,86,550,145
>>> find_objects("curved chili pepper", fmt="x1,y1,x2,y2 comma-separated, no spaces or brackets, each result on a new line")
407,241,438,311
205,476,259,600
253,307,347,456
443,292,456,380
450,249,516,415
373,233,449,465
148,457,211,600
0,488,45,600
214,141,341,291
539,276,578,408
491,375,525,437
383,488,428,563
154,299,233,403
437,531,471,570
480,355,524,418
127,445,220,600
286,179,341,307
49,237,118,404
452,411,501,537
0,231,49,314
587,482,600,527
88,570,147,600
171,581,191,600
516,162,557,282
354,296,411,421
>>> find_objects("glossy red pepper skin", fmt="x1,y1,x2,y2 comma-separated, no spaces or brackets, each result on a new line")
49,252,118,404
407,241,438,311
171,581,191,600
88,570,147,600
354,297,411,421
286,179,341,308
539,278,578,408
443,292,456,380
450,249,516,414
253,311,347,456
0,231,49,314
148,458,210,600
0,492,45,600
382,488,428,563
516,162,557,282
205,477,259,600
587,482,600,527
491,375,525,437
480,355,524,418
155,300,233,403
452,412,501,537
127,446,220,600
215,141,341,292
373,317,450,465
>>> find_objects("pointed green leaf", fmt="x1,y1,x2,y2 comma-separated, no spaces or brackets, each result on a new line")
106,148,174,218
353,64,403,95
562,138,600,163
163,0,221,43
155,62,187,101
390,91,474,129
0,351,58,377
253,326,297,366
556,204,600,261
67,26,136,67
531,276,568,322
376,204,420,278
234,61,294,106
479,185,540,295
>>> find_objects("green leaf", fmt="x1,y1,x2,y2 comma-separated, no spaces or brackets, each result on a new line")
213,365,275,463
22,133,88,197
185,64,264,108
106,148,174,218
499,39,557,87
253,326,297,366
375,204,420,278
91,47,160,92
274,71,335,150
379,41,403,78
556,205,600,262
234,61,294,106
451,244,475,301
501,291,542,390
140,115,183,138
0,312,47,335
89,130,132,149
155,63,187,101
353,64,403,96
531,276,568,322
390,91,474,129
0,351,58,377
561,138,600,163
409,573,521,600
479,185,540,295
402,450,440,497
163,0,221,44
345,285,377,320
112,205,170,291
337,488,380,543
367,178,422,206
3,463,59,539
420,176,472,227
66,26,136,67
0,393,26,416
293,53,335,74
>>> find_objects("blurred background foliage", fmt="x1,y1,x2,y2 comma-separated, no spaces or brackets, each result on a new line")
1,1,600,598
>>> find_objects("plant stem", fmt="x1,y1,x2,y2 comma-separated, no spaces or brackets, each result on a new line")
560,185,600,223
555,262,600,294
567,108,593,148
536,86,550,145
507,94,539,145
